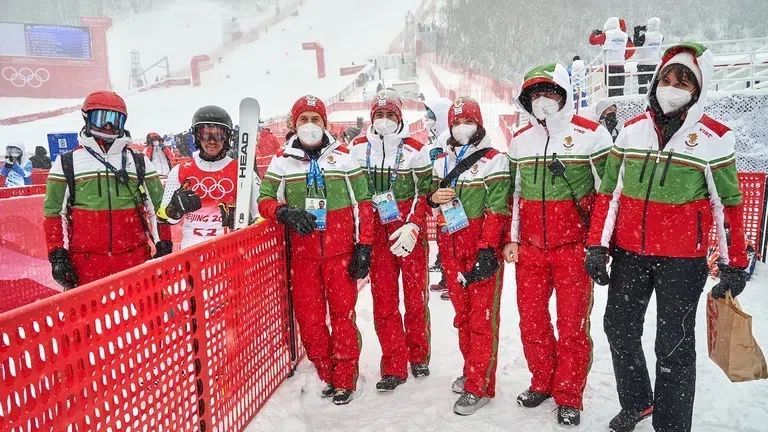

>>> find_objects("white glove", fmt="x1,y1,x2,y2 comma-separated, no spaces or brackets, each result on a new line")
388,222,420,257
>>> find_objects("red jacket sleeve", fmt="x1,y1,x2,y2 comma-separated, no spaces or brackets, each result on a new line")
587,193,612,247
625,39,636,60
479,212,511,250
723,205,748,268
589,32,606,45
258,197,281,221
157,222,173,242
356,200,375,245
43,216,65,253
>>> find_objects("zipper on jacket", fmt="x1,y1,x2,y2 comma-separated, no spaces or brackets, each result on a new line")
97,173,102,196
696,211,703,251
105,168,113,253
640,150,661,253
658,149,674,187
541,135,550,248
533,154,539,184
638,150,652,183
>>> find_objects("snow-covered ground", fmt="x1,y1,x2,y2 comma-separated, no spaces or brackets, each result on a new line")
248,251,768,431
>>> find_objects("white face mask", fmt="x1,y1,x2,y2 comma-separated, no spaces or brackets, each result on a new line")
373,118,399,136
655,86,692,114
531,96,561,120
452,124,477,145
297,123,324,148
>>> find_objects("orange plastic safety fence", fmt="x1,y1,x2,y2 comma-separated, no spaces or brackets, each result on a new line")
0,221,297,431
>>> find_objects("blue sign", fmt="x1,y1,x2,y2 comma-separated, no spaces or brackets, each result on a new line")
47,133,78,161
25,25,92,59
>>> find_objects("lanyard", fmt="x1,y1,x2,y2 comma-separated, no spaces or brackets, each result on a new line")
444,145,470,188
84,145,129,185
366,138,404,192
306,158,325,197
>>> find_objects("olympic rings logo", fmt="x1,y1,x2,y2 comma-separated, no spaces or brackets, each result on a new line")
187,176,234,200
1,66,51,88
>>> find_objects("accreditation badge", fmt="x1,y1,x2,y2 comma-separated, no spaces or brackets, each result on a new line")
305,198,327,231
439,198,469,234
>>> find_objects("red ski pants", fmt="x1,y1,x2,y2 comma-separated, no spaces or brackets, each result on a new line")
515,241,593,409
441,237,503,398
70,244,151,286
291,250,361,391
369,221,430,380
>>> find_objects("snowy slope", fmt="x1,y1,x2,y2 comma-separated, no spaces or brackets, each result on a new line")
0,0,420,153
248,256,768,431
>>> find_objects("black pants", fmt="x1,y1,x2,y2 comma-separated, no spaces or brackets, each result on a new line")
604,248,708,432
637,64,657,94
607,65,625,96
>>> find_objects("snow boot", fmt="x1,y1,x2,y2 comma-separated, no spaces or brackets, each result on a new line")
376,375,406,392
429,279,446,291
320,383,335,398
332,389,354,405
411,363,430,378
557,406,581,426
453,391,490,415
609,406,653,432
516,389,552,408
451,375,466,394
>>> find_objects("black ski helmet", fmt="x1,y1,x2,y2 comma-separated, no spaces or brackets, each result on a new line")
191,105,233,161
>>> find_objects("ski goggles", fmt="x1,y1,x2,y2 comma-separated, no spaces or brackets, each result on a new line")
86,109,127,130
194,124,231,143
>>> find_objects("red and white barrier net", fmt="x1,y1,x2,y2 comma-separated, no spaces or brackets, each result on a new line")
0,221,303,431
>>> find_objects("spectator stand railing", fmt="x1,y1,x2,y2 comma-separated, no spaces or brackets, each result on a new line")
581,36,768,111
0,221,304,431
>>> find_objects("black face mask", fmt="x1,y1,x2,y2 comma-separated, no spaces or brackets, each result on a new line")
601,112,618,132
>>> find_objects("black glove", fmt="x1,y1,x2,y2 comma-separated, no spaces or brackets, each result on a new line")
3,160,13,169
49,248,78,290
165,188,202,220
276,206,316,235
219,203,236,229
460,247,499,287
585,246,610,286
711,264,748,299
348,244,372,279
153,240,173,259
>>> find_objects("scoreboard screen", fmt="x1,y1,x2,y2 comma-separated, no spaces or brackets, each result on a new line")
0,22,92,60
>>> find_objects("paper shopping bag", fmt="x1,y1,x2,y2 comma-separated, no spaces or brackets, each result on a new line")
706,292,768,382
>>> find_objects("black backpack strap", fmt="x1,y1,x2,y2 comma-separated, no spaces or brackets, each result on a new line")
61,151,76,208
128,148,147,201
439,148,493,188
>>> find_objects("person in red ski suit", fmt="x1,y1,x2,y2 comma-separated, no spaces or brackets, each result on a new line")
504,63,613,426
258,95,374,405
349,90,433,391
427,97,511,415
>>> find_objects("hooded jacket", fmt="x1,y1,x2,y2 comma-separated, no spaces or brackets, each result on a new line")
509,63,613,249
588,43,748,268
424,97,453,162
1,144,32,187
349,121,432,229
634,17,664,65
43,133,166,254
29,146,52,169
589,17,633,63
